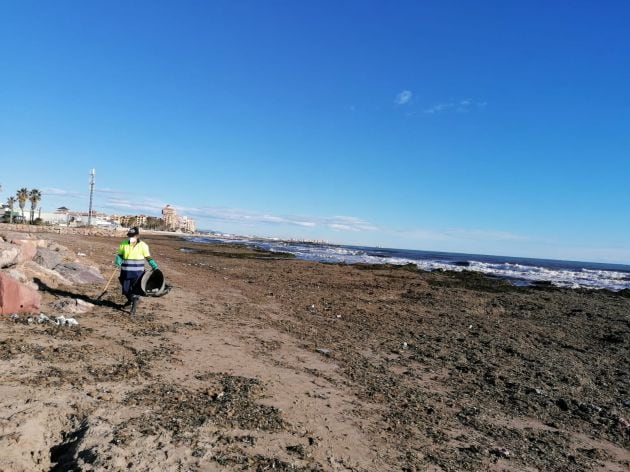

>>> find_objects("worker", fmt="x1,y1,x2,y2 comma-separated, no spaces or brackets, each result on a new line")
115,226,158,310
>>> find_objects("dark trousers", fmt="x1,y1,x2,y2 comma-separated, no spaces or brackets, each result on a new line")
119,271,143,302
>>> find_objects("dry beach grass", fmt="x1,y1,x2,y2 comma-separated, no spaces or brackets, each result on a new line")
0,230,629,471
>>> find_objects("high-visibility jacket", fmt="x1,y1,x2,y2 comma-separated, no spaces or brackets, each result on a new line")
118,240,150,274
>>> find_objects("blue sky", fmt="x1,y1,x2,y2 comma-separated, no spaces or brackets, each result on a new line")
1,1,629,263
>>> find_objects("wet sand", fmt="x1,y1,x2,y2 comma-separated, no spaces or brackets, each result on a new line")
1,232,629,471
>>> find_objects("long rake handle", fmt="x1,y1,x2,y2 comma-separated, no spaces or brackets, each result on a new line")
98,268,118,299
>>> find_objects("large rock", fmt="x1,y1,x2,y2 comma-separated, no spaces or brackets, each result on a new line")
0,242,20,268
54,263,105,285
34,247,63,270
0,273,41,314
3,268,38,291
11,239,38,263
21,261,72,288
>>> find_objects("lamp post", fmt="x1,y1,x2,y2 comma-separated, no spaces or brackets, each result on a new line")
88,169,95,227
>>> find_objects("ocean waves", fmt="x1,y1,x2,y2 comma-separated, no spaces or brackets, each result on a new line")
186,236,630,291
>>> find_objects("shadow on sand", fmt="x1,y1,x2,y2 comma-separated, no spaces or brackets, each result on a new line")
33,278,124,311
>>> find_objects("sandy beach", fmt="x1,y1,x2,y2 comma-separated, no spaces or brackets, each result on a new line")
1,230,629,471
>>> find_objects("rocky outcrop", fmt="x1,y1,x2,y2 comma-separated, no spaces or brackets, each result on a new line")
54,263,105,285
0,231,105,316
0,232,102,286
0,273,41,314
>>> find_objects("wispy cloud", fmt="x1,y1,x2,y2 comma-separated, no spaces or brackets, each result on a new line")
42,188,85,198
43,186,528,244
424,99,487,114
395,90,413,105
396,227,529,243
97,194,379,232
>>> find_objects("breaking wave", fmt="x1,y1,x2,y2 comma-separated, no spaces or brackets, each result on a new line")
186,236,630,291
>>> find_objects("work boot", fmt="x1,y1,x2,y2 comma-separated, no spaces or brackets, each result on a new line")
130,296,140,316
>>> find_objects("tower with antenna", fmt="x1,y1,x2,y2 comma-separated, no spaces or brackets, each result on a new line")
88,169,95,227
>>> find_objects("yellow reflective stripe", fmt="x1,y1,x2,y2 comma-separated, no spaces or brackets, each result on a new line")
118,241,150,260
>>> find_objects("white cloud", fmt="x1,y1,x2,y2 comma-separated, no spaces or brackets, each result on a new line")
97,195,380,233
395,90,413,105
424,99,487,114
42,188,84,198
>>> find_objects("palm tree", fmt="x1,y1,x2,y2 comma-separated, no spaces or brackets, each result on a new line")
28,189,42,224
7,197,16,224
16,188,29,223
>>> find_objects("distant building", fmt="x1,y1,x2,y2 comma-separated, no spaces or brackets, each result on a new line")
179,216,196,233
162,205,178,231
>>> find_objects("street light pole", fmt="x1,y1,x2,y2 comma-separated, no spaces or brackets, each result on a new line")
88,169,95,227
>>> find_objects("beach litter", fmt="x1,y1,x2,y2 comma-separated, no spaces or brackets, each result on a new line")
23,313,79,327
55,315,79,327
27,313,51,324
316,348,331,356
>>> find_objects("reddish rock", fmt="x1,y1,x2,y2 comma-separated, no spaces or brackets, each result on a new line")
0,273,41,315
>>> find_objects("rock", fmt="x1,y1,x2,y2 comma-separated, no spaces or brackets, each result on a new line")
0,273,41,315
0,241,20,268
54,262,105,284
5,268,28,283
34,247,63,269
0,232,31,243
11,239,38,263
4,269,38,292
20,261,72,288
316,348,332,356
52,297,95,314
623,400,630,408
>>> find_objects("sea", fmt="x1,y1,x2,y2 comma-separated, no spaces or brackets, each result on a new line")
185,236,630,292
